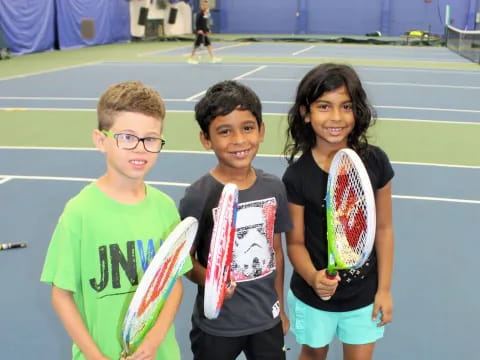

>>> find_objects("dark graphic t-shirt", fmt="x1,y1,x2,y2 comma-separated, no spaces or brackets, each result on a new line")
179,169,292,336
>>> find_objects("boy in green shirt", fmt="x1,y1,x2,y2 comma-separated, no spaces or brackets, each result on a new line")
41,81,191,360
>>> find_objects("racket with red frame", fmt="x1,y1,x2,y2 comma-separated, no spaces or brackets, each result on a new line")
322,148,376,301
122,217,198,354
204,183,238,320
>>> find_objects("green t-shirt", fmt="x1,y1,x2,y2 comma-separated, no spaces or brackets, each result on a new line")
41,183,192,360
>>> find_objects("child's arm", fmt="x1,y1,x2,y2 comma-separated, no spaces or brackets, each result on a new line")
273,233,289,334
372,181,394,326
51,285,111,360
125,279,184,360
286,203,339,299
185,244,206,286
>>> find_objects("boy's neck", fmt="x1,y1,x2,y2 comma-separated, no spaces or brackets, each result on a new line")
210,166,256,190
96,174,146,204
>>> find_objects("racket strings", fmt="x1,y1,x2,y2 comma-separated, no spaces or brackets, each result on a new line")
205,184,238,319
123,218,198,352
332,158,369,266
138,241,186,316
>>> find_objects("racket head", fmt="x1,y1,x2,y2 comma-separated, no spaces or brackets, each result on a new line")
121,216,198,354
326,148,376,273
204,183,238,320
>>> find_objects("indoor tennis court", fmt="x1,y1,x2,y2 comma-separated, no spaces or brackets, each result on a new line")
1,1,479,359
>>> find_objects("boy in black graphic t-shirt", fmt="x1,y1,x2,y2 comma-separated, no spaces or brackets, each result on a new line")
180,80,292,360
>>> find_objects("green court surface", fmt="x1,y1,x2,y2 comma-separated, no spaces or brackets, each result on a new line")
1,110,478,167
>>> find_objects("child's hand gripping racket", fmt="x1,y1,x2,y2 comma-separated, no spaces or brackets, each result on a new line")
121,217,198,355
322,148,376,301
204,183,238,320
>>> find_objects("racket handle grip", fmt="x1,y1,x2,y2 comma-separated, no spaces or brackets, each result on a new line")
325,270,337,280
320,270,337,301
0,242,27,250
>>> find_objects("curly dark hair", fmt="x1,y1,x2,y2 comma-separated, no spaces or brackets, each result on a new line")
194,80,262,138
284,63,375,164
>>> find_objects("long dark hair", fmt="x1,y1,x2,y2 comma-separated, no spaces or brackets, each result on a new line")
284,63,375,164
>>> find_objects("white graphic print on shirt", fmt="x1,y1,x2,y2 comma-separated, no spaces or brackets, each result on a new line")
229,197,277,282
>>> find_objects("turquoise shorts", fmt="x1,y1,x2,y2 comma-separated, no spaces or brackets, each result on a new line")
287,290,384,347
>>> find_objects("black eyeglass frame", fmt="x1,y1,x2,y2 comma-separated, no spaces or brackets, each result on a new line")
102,130,166,153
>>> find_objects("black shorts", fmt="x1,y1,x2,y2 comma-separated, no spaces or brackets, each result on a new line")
190,321,286,360
194,33,211,47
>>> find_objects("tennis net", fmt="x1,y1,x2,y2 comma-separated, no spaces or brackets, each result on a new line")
445,24,480,64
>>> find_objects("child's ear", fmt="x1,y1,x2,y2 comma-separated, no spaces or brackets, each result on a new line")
199,131,212,150
259,122,265,142
92,129,107,152
300,105,310,123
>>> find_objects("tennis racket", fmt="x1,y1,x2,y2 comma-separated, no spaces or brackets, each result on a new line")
204,183,238,320
322,148,376,301
122,216,198,354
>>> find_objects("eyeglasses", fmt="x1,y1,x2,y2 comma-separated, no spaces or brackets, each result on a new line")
102,130,166,153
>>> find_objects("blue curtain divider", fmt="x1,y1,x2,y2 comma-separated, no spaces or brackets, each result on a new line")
466,0,477,30
0,0,55,55
0,0,131,55
56,0,130,50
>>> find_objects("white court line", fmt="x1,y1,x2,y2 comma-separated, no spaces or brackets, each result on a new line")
184,65,267,101
2,96,480,116
0,61,477,82
392,161,480,169
0,146,284,158
378,117,480,126
0,146,479,169
246,77,295,81
0,106,478,125
0,146,98,151
359,67,480,75
375,105,480,114
185,90,207,102
0,96,97,101
0,62,103,81
233,65,267,80
0,107,96,112
187,42,252,56
0,97,190,102
0,175,190,187
243,77,480,90
393,195,480,205
0,174,477,204
137,46,192,58
292,45,314,56
365,81,480,90
0,177,12,185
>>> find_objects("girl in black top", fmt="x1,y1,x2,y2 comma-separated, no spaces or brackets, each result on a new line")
283,63,394,360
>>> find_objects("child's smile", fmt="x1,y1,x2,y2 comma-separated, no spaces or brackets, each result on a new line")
201,109,265,174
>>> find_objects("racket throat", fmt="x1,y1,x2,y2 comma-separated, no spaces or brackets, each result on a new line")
325,269,337,279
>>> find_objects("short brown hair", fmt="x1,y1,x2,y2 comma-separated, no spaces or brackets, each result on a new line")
97,81,165,131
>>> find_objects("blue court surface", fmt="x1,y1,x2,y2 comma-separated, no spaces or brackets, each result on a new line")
1,41,479,359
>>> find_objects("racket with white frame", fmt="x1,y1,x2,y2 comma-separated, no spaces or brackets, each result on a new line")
204,183,238,320
322,148,376,300
122,217,198,354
